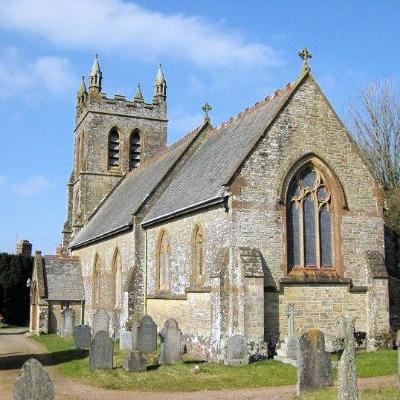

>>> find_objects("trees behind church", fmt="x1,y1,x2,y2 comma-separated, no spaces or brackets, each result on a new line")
0,253,32,326
348,80,400,235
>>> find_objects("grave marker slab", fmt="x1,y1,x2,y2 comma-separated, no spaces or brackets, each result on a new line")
74,325,91,350
397,331,400,389
123,351,147,372
137,315,157,353
120,330,132,351
337,316,358,400
297,329,333,395
13,358,54,400
225,335,249,365
159,318,183,365
60,308,75,337
89,331,113,370
92,309,110,336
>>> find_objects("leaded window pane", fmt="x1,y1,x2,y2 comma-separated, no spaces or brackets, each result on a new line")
299,167,317,188
287,201,300,267
320,204,333,266
304,194,317,266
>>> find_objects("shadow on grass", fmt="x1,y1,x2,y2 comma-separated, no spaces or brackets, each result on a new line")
0,349,88,371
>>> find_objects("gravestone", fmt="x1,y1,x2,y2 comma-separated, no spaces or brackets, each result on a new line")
89,331,113,370
337,316,358,400
159,318,183,364
92,308,110,336
137,315,157,353
74,325,91,350
120,330,132,351
297,329,333,395
225,335,249,366
60,308,75,337
275,303,298,365
13,358,54,400
396,330,400,389
131,320,141,351
123,351,147,372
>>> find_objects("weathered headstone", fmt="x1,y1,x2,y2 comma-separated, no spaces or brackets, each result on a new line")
74,325,91,350
120,330,132,351
13,358,54,400
131,320,141,351
137,315,157,353
297,329,333,395
225,335,249,365
159,318,183,365
123,350,147,372
337,316,358,400
60,307,75,337
92,308,110,336
89,331,113,370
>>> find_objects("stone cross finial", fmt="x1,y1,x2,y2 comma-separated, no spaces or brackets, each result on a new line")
298,48,312,63
202,103,212,122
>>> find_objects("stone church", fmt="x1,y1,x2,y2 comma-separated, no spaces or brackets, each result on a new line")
30,51,400,359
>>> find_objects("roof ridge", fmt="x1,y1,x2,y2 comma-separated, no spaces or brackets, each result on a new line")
214,81,295,132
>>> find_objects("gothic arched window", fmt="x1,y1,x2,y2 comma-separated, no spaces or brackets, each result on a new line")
93,254,101,306
129,130,141,170
157,230,170,291
108,128,120,167
287,165,333,270
192,225,204,285
112,249,122,308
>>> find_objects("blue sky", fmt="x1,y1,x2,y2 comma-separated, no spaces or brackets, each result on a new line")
0,0,399,254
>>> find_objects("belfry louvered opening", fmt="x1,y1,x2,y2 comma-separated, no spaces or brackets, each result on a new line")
108,128,120,167
287,165,333,271
129,129,141,170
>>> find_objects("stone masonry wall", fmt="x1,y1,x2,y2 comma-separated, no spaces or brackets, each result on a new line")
231,74,388,342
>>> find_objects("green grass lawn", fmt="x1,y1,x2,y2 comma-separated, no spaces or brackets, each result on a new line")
294,387,400,400
31,334,397,392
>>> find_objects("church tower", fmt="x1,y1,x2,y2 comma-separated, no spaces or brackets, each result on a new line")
62,56,168,248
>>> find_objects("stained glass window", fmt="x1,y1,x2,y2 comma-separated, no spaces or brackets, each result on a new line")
287,165,333,270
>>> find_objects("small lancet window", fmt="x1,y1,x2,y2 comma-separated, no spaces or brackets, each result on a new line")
157,231,170,291
129,130,141,170
192,226,204,284
287,165,333,270
93,255,101,306
108,128,120,167
112,250,122,308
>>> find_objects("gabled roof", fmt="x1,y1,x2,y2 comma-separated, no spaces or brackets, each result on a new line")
142,79,299,226
70,126,203,249
43,256,84,301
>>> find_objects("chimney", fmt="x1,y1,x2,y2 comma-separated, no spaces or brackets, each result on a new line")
16,240,32,256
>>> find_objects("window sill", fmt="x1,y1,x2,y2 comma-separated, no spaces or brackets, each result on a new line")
185,286,211,293
147,293,187,300
281,270,350,285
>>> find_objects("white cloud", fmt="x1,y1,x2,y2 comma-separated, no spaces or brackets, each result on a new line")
12,175,52,196
0,47,74,97
0,176,6,187
0,0,280,70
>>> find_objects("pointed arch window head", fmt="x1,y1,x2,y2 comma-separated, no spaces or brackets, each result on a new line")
192,225,204,285
112,249,122,309
287,165,333,271
129,130,141,170
157,230,170,292
108,128,120,168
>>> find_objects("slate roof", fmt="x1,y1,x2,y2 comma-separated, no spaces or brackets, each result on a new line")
43,256,84,301
70,126,202,248
142,81,298,225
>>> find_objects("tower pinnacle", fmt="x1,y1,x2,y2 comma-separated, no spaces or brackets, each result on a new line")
76,76,87,110
89,54,102,95
134,83,144,103
153,64,167,103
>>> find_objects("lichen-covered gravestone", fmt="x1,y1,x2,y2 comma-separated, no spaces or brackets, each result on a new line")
396,330,400,389
89,331,113,370
225,335,249,366
74,325,91,350
120,330,132,351
13,358,54,400
159,318,183,365
137,315,157,353
297,329,333,395
60,307,75,337
92,308,110,336
337,316,358,400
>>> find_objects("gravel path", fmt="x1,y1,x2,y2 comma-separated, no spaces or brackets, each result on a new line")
0,328,396,400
